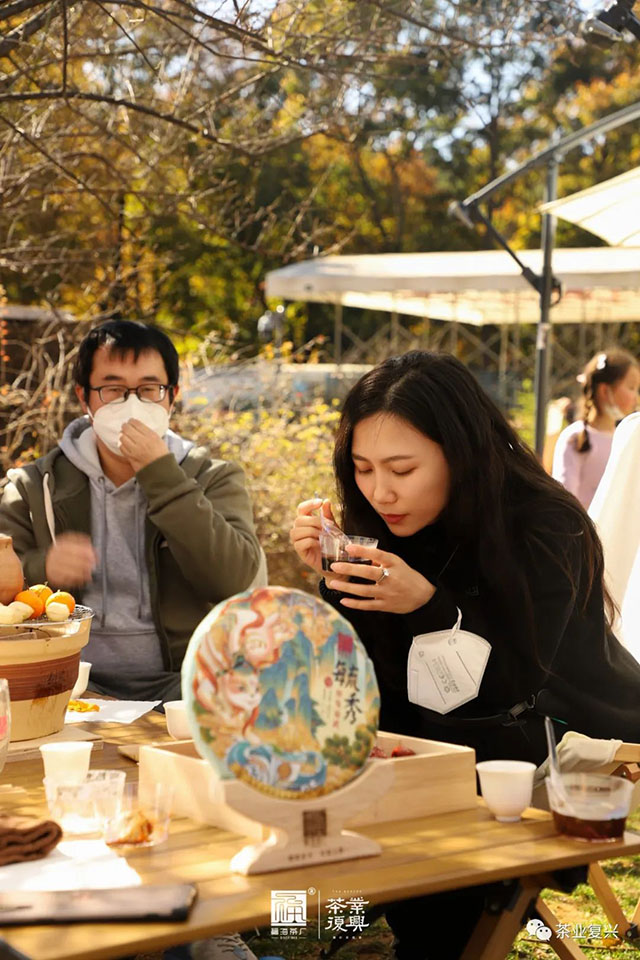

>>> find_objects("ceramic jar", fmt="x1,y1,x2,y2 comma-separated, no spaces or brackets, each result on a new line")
0,535,24,604
0,608,93,740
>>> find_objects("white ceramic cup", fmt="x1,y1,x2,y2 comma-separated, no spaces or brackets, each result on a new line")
476,759,536,822
164,700,191,740
40,741,93,785
71,661,92,699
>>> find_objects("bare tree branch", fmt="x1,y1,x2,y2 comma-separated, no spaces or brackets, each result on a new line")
0,0,63,57
61,0,67,92
0,112,116,214
0,0,589,334
0,0,51,22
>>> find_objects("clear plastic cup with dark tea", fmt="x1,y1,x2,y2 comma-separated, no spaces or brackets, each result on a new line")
546,772,633,842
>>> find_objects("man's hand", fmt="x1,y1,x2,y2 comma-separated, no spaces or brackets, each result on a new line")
45,532,97,588
119,418,170,472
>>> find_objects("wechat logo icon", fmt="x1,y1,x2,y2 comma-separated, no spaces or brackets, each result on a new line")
526,918,552,941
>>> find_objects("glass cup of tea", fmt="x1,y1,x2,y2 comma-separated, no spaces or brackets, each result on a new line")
546,772,634,842
320,533,378,572
105,782,174,848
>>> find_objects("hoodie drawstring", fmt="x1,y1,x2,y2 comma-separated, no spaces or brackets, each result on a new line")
42,473,56,544
134,482,143,619
99,476,108,627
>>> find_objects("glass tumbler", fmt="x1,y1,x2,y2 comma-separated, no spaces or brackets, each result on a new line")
45,769,126,837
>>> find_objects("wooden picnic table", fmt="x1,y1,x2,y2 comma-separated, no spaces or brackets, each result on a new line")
2,711,640,960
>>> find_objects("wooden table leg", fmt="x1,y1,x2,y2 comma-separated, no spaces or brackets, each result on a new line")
460,879,541,960
535,897,589,959
588,862,637,939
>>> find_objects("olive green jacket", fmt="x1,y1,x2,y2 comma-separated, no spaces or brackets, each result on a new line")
0,446,262,669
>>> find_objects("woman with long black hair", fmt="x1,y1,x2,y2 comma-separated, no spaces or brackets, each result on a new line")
290,351,640,959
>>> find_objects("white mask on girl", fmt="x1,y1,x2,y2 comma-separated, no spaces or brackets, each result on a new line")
603,388,625,423
89,394,170,456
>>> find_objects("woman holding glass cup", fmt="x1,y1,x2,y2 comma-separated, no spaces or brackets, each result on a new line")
290,351,640,960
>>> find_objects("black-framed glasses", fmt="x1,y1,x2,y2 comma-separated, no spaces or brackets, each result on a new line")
88,384,171,404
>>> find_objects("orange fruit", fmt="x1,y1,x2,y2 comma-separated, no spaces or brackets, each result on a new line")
45,591,75,615
14,589,45,619
30,583,53,604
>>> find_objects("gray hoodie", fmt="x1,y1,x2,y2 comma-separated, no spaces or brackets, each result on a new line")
59,416,194,700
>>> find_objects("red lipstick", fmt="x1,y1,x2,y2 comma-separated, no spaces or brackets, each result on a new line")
381,513,406,524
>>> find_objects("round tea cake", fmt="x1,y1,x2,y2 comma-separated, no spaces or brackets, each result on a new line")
182,586,379,799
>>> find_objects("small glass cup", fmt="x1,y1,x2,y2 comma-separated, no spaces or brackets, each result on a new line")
105,782,174,848
40,741,93,785
546,772,634,842
321,533,378,571
44,769,126,837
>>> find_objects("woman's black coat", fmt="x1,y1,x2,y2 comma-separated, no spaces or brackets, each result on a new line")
320,508,640,766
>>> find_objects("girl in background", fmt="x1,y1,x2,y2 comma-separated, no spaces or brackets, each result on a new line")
552,349,639,508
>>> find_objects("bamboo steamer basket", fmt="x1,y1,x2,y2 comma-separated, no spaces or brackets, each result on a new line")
0,606,93,741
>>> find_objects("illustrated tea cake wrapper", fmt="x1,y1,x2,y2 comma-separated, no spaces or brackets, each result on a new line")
182,586,380,799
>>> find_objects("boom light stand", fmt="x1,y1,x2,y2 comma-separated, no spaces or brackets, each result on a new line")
450,99,640,456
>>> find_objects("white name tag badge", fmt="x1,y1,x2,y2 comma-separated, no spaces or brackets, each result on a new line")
407,608,491,715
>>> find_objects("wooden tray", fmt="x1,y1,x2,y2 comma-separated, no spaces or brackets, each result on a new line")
6,725,102,762
140,730,476,837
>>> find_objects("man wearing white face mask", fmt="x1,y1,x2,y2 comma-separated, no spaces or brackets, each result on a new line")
0,320,264,703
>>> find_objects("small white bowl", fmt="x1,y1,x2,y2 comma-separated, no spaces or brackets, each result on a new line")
164,700,191,740
71,661,92,699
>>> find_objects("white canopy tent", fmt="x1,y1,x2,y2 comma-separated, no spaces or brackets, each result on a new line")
540,167,640,248
265,247,640,328
265,247,640,411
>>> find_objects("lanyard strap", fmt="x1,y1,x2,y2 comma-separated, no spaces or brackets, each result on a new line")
419,694,538,728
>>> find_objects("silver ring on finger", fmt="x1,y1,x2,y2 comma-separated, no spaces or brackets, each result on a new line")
376,566,390,584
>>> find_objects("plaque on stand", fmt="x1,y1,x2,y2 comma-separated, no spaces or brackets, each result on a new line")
221,761,394,875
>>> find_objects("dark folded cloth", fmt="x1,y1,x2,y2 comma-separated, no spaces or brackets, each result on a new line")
0,814,62,866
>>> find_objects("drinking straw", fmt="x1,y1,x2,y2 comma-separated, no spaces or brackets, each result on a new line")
544,715,573,814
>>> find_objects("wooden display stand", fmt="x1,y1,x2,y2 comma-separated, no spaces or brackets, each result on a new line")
140,731,477,874
222,760,395,874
